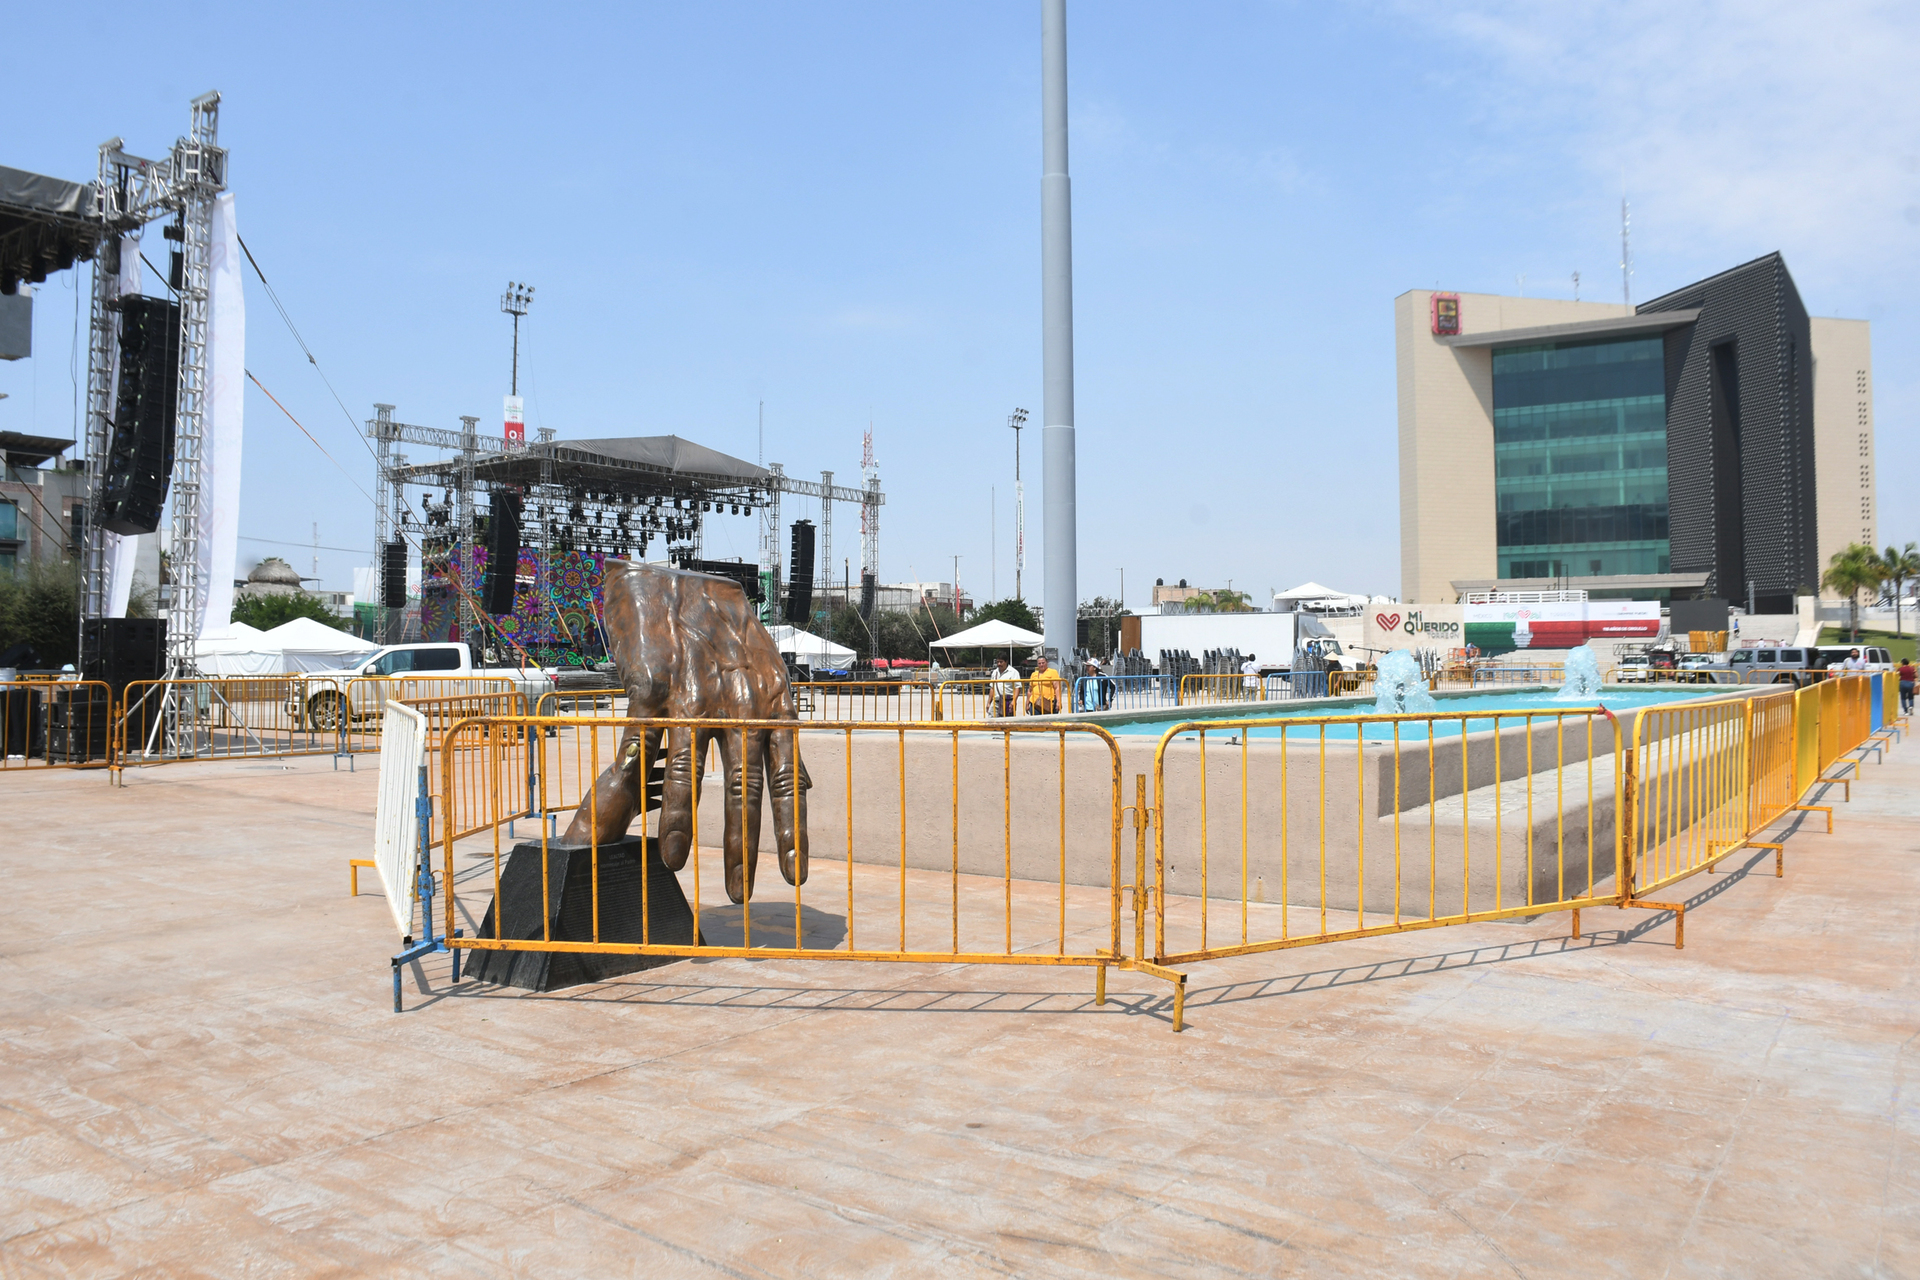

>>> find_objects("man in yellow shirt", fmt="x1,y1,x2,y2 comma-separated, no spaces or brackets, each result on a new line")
1026,654,1063,715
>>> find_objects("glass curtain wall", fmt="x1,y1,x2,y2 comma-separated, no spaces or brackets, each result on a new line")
1492,335,1669,579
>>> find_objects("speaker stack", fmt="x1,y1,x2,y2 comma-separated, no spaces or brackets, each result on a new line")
80,617,168,696
483,492,521,615
101,296,181,537
382,541,409,608
784,520,816,627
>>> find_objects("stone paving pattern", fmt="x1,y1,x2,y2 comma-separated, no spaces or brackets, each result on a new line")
1,744,1915,1277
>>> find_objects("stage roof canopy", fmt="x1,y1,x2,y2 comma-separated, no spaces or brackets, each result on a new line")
0,166,100,296
451,434,770,497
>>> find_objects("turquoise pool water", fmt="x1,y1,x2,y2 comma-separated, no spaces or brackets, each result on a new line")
1107,686,1734,742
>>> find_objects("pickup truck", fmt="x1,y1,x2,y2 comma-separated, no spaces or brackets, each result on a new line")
290,642,556,730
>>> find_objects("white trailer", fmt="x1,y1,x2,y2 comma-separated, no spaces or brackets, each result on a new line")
1135,612,1339,669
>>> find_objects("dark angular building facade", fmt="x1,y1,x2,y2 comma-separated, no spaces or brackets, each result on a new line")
1640,254,1815,615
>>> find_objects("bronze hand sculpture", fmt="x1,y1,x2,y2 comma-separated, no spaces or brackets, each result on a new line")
560,560,807,903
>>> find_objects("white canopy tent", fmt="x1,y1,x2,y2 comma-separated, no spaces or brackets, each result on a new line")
193,616,375,675
767,625,857,669
193,622,273,676
1273,580,1369,614
262,617,377,672
928,619,1045,652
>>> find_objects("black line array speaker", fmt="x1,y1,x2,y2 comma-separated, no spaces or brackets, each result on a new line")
80,617,168,696
688,559,763,603
483,492,521,615
784,520,815,627
101,295,181,536
859,571,876,622
382,541,409,608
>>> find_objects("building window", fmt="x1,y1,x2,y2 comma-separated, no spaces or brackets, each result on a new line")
0,500,17,541
1490,335,1669,579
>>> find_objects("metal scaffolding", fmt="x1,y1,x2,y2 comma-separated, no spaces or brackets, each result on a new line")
79,91,228,680
369,407,882,657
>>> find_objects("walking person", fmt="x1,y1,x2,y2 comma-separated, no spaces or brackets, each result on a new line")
1241,653,1260,698
1899,658,1916,715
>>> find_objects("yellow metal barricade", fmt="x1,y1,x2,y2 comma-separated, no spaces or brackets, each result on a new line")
933,678,1022,721
407,690,532,845
1744,688,1799,834
530,688,629,820
1626,694,1760,908
1793,683,1823,796
0,679,115,771
115,675,346,773
1149,707,1624,972
329,675,520,754
437,715,1165,1014
792,680,938,722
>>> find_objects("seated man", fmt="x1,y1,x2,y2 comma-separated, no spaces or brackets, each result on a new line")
987,656,1022,717
1026,654,1063,715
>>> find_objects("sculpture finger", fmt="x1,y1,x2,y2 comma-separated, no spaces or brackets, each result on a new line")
764,720,809,887
715,726,767,904
657,725,702,871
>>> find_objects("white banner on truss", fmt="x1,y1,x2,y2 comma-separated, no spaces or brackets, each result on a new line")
104,236,143,617
195,193,245,639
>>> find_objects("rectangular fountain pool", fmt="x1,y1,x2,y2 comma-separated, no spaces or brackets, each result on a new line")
1105,686,1736,742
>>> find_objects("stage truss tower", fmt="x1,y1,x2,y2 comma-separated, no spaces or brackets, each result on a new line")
79,92,227,679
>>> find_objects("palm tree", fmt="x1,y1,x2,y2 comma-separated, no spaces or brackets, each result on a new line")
1821,543,1883,642
1879,542,1920,641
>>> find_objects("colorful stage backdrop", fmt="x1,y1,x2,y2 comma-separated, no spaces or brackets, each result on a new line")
420,547,609,666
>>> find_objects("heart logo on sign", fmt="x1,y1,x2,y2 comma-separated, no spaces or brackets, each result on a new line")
1376,613,1401,632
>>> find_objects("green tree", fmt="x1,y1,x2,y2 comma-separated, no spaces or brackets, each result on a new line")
820,599,962,664
967,597,1039,631
1878,542,1920,641
231,591,348,632
0,558,80,667
1821,543,1883,642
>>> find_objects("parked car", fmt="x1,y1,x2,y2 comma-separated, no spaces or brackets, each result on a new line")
1725,645,1894,687
288,642,554,729
1811,645,1894,671
1726,647,1820,686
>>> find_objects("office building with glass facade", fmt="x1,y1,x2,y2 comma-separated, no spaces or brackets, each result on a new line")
1395,254,1875,611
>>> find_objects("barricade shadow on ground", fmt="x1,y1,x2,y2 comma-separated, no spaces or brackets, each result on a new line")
403,817,1815,1029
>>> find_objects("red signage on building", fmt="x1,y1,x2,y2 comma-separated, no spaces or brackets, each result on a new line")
1431,292,1460,336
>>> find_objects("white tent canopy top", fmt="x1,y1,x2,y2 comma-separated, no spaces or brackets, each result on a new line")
193,616,374,676
928,619,1045,650
767,625,856,668
263,617,376,671
1274,580,1352,602
1273,580,1370,613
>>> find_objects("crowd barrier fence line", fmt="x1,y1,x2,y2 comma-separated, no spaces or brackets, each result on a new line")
366,674,1898,1031
0,679,116,772
431,715,1182,1017
1148,707,1625,982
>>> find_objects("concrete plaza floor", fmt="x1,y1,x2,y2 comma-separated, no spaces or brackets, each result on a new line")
2,740,1917,1277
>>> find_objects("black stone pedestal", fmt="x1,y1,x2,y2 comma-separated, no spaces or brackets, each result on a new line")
463,835,700,991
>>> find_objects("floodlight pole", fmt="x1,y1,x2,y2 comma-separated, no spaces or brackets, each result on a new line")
501,282,533,394
1009,407,1027,601
1040,0,1077,660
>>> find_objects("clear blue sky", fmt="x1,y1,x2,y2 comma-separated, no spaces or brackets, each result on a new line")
5,2,1914,605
